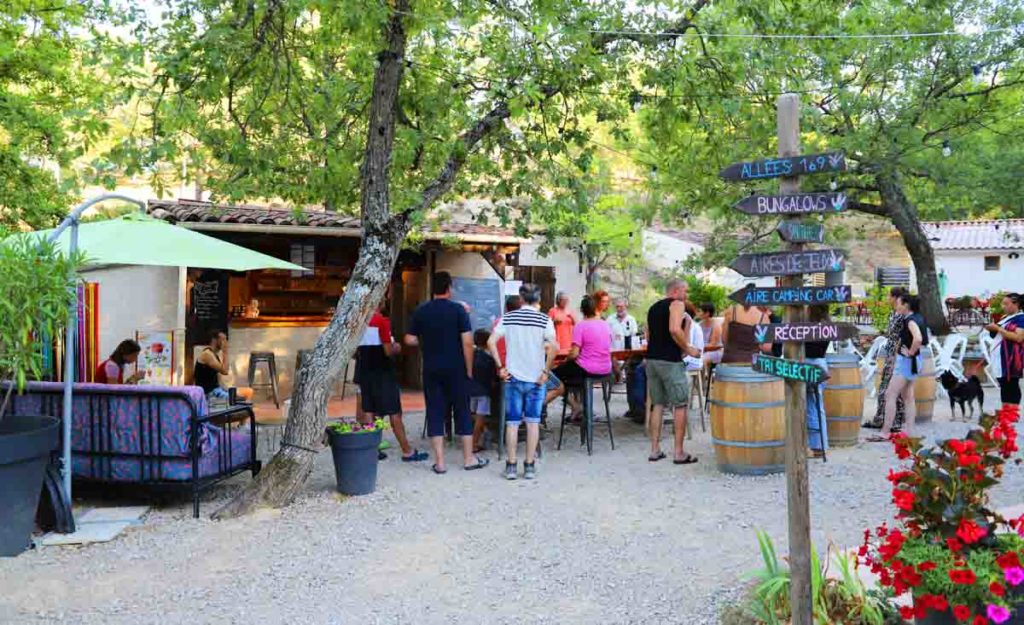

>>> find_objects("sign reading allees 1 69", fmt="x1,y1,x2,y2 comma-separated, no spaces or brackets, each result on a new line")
719,151,846,182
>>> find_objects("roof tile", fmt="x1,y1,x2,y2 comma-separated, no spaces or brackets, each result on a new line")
922,219,1024,251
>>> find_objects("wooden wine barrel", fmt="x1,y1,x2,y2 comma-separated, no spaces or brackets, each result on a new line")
914,347,936,423
823,354,865,447
709,366,786,475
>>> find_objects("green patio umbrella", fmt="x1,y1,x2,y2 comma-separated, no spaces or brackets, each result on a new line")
21,212,305,271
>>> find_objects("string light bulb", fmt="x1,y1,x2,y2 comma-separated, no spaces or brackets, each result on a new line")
942,139,952,158
830,179,838,191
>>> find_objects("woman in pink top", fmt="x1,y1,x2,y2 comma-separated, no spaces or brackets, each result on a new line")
554,295,613,385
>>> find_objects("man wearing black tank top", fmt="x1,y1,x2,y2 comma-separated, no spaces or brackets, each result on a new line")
645,279,700,465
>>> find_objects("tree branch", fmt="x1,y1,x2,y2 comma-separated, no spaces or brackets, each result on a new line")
849,201,888,217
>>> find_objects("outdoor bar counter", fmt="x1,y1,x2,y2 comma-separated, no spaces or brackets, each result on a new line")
227,316,333,399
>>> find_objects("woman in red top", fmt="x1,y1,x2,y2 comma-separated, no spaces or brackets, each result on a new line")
95,339,145,384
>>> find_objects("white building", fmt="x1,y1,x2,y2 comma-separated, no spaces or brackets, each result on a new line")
920,219,1024,298
643,225,774,290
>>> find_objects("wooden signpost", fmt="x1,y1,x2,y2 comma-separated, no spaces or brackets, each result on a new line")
754,354,826,385
718,95,860,625
729,248,845,277
733,192,848,216
776,221,825,244
753,322,859,344
718,151,846,182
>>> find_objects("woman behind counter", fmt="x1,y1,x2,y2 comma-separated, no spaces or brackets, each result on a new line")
95,339,145,384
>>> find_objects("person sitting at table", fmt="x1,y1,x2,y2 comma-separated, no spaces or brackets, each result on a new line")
721,290,772,365
548,291,578,352
95,339,145,384
553,295,614,421
593,290,611,319
683,302,705,372
195,330,231,399
698,302,723,368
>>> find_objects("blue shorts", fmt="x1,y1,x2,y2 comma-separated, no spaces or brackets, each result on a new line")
424,370,472,438
505,378,545,425
894,354,923,380
545,371,562,392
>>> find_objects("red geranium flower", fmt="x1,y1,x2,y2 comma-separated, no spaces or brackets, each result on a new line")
900,606,916,620
954,605,972,621
997,552,1021,570
919,561,938,572
974,616,989,625
949,569,978,585
947,537,964,552
893,488,916,511
931,594,949,611
959,453,983,467
990,581,1006,597
957,519,988,545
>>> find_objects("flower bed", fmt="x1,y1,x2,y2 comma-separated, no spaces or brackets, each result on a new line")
859,405,1024,623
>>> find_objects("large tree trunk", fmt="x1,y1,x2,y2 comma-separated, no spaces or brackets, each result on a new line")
875,170,951,336
214,1,412,519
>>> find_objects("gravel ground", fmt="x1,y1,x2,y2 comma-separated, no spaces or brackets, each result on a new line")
2,391,1022,625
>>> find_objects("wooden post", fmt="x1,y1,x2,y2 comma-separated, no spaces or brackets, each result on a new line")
777,93,812,625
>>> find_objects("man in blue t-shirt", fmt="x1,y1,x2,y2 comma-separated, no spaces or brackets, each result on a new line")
404,271,489,474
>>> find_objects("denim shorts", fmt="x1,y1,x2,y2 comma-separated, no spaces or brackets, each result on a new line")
470,395,491,416
545,371,562,392
894,354,923,380
505,378,545,424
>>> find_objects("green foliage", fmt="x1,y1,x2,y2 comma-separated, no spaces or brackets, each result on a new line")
326,418,390,435
0,237,79,416
685,275,729,317
862,286,895,335
746,531,896,625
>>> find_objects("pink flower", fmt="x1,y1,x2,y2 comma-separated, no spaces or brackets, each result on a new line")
1005,567,1024,587
987,604,1011,624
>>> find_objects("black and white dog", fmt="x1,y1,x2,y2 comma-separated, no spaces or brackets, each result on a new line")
939,371,985,421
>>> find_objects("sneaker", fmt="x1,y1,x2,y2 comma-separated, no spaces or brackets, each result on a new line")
504,461,518,481
523,461,537,480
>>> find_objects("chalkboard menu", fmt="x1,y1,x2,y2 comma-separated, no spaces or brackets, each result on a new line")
451,277,503,330
188,270,229,343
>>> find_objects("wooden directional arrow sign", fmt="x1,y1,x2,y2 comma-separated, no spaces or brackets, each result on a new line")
733,192,848,217
753,323,859,344
729,249,845,277
777,221,825,244
755,354,827,385
719,151,846,182
728,284,853,307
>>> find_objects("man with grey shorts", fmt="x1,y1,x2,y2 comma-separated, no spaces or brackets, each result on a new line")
645,279,700,465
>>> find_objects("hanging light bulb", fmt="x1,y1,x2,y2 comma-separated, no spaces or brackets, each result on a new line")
829,179,838,191
942,139,952,158
973,64,983,78
630,90,643,112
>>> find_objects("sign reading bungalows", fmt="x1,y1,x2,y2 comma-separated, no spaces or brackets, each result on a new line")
718,151,846,182
730,249,846,277
734,192,848,217
728,284,852,306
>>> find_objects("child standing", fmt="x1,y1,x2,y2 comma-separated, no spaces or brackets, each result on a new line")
470,329,498,453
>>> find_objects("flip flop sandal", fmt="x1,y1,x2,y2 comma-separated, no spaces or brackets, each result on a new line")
862,421,883,429
673,454,698,465
464,456,491,471
865,436,890,443
648,451,667,462
432,464,448,474
402,450,429,462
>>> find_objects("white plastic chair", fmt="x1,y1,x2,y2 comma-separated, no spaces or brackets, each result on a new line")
934,334,968,382
860,336,889,397
977,331,1000,387
836,339,863,359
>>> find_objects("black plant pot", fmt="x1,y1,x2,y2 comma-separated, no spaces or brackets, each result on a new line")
0,415,59,557
327,428,382,496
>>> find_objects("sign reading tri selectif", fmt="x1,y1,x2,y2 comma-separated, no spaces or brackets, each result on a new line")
719,149,856,381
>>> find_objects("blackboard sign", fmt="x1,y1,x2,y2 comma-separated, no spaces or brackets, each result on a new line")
734,192,847,216
728,285,852,306
188,270,229,343
730,249,845,277
719,152,846,182
451,277,503,331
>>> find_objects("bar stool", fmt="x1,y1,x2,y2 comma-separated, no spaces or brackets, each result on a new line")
686,368,707,432
558,374,615,455
247,352,280,408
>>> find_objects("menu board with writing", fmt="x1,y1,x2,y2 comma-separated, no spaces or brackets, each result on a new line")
451,277,503,330
188,270,229,343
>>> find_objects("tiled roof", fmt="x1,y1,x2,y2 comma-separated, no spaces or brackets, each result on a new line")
147,199,520,240
921,219,1024,251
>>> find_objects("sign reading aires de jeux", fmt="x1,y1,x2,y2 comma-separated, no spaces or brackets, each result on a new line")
729,248,845,277
733,192,848,217
728,284,853,307
753,323,858,344
776,221,825,244
755,354,826,385
718,151,846,182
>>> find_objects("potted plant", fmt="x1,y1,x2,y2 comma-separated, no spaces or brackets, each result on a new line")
0,237,79,556
325,418,389,496
859,404,1024,624
991,292,1008,323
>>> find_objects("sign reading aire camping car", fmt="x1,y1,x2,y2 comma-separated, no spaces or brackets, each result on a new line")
755,354,826,385
753,323,859,344
733,192,848,217
729,249,845,277
718,151,846,182
728,284,853,307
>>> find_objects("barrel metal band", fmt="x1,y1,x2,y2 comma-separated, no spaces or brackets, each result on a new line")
825,384,864,390
708,399,786,410
712,437,785,449
825,415,861,422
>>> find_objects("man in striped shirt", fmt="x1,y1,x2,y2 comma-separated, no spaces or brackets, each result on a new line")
488,283,557,481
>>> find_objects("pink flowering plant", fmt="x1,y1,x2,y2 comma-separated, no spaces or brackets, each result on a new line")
327,417,389,435
859,405,1024,623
